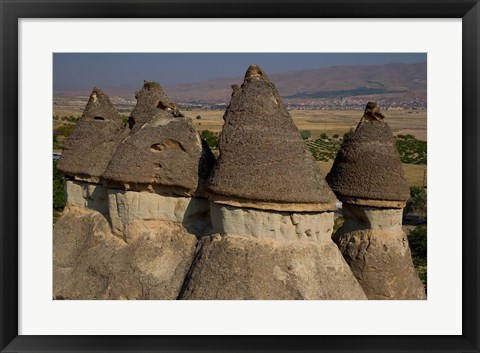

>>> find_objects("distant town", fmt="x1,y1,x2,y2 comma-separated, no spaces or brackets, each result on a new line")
53,95,426,116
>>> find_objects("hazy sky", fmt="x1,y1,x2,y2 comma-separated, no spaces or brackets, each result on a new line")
53,53,426,90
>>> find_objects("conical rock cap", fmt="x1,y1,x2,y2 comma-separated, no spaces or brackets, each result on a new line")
206,65,336,210
128,80,178,131
57,87,129,180
103,81,214,196
326,103,410,207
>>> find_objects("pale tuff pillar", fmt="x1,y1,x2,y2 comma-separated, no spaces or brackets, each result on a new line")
333,203,426,300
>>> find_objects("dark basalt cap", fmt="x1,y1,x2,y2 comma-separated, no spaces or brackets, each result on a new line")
57,87,129,180
103,87,214,196
128,80,181,131
206,65,336,207
326,104,410,206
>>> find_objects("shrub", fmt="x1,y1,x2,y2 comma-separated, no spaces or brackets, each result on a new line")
332,216,344,237
408,225,427,259
408,225,427,287
320,132,328,140
395,135,427,165
201,130,219,149
405,186,427,217
300,130,311,140
56,124,75,138
196,115,202,120
121,115,129,127
53,161,65,211
333,133,339,139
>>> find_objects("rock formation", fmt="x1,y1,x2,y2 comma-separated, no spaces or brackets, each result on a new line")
54,83,214,299
56,87,129,218
101,81,215,238
179,65,366,300
327,102,426,300
57,87,129,183
54,206,197,300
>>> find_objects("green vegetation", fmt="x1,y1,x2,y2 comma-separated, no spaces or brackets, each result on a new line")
53,131,62,150
305,136,342,162
201,130,219,149
304,131,427,164
53,115,80,123
286,87,407,99
332,216,344,237
300,130,311,140
53,161,65,223
408,225,427,287
121,115,129,127
56,124,75,138
405,186,427,217
396,134,427,165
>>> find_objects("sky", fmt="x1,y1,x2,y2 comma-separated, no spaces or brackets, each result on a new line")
53,53,426,90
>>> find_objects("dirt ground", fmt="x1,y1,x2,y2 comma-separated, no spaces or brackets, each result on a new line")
187,109,427,141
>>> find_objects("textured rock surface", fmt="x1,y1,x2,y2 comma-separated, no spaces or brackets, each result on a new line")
339,203,403,232
210,203,333,241
57,87,129,179
326,104,410,206
64,180,109,217
53,207,197,300
333,204,425,300
180,234,367,300
128,80,177,131
206,65,336,208
107,189,211,239
333,228,426,300
103,111,214,196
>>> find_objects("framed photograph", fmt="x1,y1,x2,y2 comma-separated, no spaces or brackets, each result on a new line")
1,0,478,352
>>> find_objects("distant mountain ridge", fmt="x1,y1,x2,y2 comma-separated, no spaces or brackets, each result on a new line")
54,62,427,105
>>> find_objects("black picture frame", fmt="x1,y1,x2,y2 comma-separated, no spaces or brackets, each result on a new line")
1,1,479,352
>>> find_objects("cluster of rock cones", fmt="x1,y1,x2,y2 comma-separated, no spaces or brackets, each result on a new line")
54,65,425,300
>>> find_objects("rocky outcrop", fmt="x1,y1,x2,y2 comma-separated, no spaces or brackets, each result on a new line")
57,87,129,182
206,65,336,206
210,203,333,241
180,234,366,300
54,82,214,300
327,103,425,300
53,207,197,300
204,65,336,238
103,81,215,196
326,102,410,207
107,190,211,240
180,65,364,300
128,80,178,131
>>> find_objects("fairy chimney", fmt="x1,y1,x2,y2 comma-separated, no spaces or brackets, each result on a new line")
101,81,214,238
57,87,129,216
327,102,425,300
57,87,128,182
180,65,366,300
128,80,181,131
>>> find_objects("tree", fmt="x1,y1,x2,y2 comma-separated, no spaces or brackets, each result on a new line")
300,130,311,140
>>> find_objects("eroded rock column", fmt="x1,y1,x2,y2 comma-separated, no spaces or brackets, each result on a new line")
327,103,426,300
180,65,366,300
